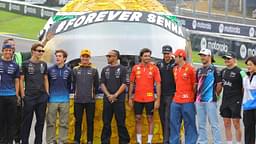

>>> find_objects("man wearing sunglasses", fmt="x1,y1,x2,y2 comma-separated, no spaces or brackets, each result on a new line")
20,43,49,144
220,52,243,144
100,50,130,144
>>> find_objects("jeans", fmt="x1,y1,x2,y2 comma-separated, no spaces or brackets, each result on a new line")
74,103,95,143
195,102,222,144
101,101,130,144
170,102,198,144
46,103,69,144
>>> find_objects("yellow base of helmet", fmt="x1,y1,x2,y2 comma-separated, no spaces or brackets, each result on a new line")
60,0,169,13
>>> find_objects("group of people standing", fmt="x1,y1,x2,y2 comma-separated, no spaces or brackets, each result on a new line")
0,37,256,144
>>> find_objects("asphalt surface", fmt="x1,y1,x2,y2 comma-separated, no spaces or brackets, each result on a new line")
0,35,244,143
0,35,37,52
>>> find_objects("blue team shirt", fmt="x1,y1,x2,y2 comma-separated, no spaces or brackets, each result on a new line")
196,65,220,102
0,59,19,96
48,64,72,103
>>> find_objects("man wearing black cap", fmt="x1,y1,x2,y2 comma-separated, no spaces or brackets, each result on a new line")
0,44,20,144
220,52,243,144
156,45,175,144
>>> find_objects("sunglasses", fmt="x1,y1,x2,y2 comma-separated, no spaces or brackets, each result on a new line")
106,55,116,58
224,57,232,60
35,50,45,53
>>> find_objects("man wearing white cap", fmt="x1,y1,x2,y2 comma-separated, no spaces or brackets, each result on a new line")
195,49,222,144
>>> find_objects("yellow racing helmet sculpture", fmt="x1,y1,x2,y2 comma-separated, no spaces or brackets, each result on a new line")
40,0,189,143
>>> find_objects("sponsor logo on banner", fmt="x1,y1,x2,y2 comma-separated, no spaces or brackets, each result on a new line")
53,10,184,37
248,47,256,57
177,16,256,38
192,19,197,29
40,9,56,18
43,9,55,17
219,24,224,33
240,44,247,59
24,6,37,15
199,37,229,53
200,37,207,49
249,27,255,37
0,2,7,9
192,19,211,30
10,4,21,11
219,24,240,34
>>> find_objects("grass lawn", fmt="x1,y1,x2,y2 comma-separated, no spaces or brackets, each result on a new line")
192,51,247,68
0,10,47,39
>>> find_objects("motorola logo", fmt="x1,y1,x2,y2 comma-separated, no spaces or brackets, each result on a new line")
240,44,247,59
192,19,197,30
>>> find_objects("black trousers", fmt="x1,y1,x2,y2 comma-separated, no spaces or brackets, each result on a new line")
158,96,172,144
243,109,256,144
21,97,47,144
0,96,17,144
74,103,95,143
101,101,130,144
15,104,22,142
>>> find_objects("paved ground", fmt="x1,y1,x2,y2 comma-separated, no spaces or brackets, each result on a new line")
0,35,244,143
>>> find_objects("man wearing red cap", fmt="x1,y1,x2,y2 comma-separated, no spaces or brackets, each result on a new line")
170,49,198,144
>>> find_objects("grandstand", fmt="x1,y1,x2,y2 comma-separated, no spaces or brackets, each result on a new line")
159,0,256,25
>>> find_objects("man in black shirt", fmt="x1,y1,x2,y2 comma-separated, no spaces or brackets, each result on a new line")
156,45,175,144
100,50,130,144
20,43,48,144
220,52,243,144
73,49,99,144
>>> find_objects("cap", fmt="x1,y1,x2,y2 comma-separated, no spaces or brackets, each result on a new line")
80,49,91,57
222,51,236,59
162,45,173,53
2,44,13,49
112,50,120,59
198,48,211,56
174,49,186,58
